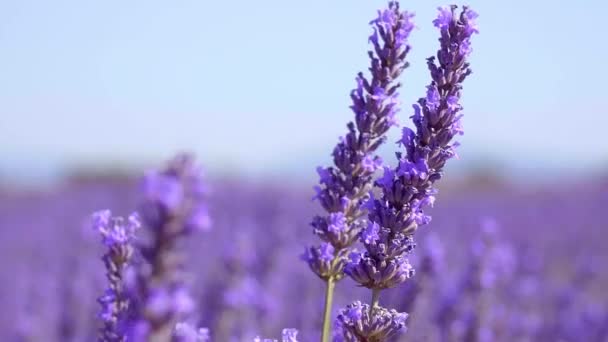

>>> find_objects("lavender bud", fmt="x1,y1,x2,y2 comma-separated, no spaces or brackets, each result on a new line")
335,301,408,341
301,243,349,281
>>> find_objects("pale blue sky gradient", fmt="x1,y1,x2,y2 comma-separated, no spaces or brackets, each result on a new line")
1,0,607,180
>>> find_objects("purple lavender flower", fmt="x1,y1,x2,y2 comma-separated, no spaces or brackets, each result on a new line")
304,1,415,283
347,4,479,291
301,243,349,279
341,5,478,339
345,231,416,290
130,154,211,341
92,210,140,342
282,328,299,342
304,3,415,341
418,232,445,277
361,221,381,244
334,301,408,341
140,154,211,233
453,218,515,341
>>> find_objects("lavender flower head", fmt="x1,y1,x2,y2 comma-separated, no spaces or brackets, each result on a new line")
282,329,299,342
347,4,479,291
141,154,211,233
418,231,445,277
304,0,415,282
130,154,211,341
92,210,140,342
345,225,416,289
334,301,408,341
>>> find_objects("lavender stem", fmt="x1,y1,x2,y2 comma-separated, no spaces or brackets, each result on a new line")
371,289,381,310
371,288,381,319
302,5,415,333
320,277,336,342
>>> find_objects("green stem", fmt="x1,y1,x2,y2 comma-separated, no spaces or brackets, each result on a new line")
371,288,381,314
321,277,336,342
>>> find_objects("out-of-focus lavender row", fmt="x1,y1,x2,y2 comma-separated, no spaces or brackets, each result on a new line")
0,174,607,341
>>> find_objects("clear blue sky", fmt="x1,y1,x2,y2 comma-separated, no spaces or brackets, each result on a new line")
1,0,607,180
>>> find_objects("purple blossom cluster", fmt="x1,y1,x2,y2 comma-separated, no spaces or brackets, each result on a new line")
334,301,408,342
92,210,140,341
303,1,415,284
129,154,212,341
83,154,213,341
301,2,418,340
346,5,479,293
305,2,479,340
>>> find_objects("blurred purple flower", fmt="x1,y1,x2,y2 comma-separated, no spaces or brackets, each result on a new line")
253,329,299,342
172,322,210,342
92,210,140,342
130,154,211,341
92,210,140,247
143,171,184,212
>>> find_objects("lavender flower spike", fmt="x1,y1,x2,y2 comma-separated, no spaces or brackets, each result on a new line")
303,3,414,341
304,1,414,282
92,209,140,342
343,5,478,339
130,154,211,341
348,3,479,291
334,301,408,341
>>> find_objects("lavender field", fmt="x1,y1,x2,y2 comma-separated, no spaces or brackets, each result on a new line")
1,173,607,341
2,0,608,341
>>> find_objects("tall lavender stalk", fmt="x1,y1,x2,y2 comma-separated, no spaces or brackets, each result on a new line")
130,154,211,341
301,3,414,341
92,210,140,342
340,5,478,340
